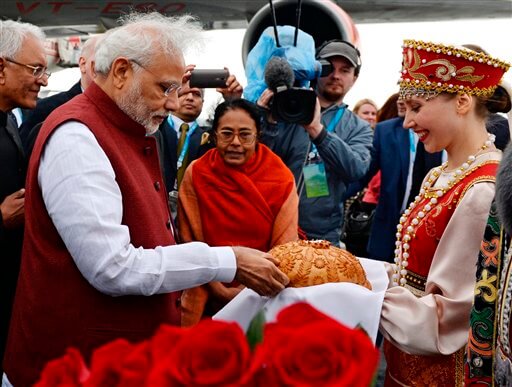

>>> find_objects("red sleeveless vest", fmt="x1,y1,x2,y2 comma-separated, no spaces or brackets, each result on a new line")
4,83,179,386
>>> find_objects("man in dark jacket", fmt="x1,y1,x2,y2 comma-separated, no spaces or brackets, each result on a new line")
19,34,100,155
0,18,48,374
365,100,443,262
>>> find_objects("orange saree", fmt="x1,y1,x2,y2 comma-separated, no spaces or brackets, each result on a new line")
178,144,298,325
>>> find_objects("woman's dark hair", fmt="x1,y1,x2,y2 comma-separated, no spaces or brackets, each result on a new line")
211,98,263,136
462,44,511,116
376,92,399,122
485,85,511,114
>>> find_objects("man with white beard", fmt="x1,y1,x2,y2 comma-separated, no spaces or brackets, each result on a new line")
3,12,289,386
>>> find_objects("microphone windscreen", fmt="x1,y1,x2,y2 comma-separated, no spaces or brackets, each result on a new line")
264,57,295,91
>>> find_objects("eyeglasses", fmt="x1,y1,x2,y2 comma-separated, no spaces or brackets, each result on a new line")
216,130,257,145
5,58,51,79
130,59,181,97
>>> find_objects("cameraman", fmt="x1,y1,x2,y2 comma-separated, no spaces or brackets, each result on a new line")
258,40,373,246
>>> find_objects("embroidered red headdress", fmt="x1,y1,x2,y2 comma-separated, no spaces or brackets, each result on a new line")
398,39,510,100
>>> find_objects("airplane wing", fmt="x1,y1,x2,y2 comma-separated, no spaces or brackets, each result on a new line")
2,0,511,36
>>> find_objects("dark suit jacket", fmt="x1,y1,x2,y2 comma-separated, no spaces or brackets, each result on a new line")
19,81,82,155
0,111,26,373
366,117,443,262
487,113,510,151
158,119,214,193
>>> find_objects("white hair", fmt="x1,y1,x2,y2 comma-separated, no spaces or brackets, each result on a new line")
94,12,203,75
0,19,46,59
80,34,102,60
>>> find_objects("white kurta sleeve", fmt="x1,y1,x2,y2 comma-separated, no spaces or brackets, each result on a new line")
39,121,236,297
380,181,495,355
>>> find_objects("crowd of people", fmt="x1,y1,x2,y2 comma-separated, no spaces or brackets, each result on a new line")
1,11,511,387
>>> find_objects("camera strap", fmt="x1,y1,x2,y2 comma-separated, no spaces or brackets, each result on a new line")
297,106,345,199
296,141,311,199
308,106,345,160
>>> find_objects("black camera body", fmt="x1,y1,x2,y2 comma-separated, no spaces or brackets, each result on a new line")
271,87,316,125
264,56,322,126
189,69,229,88
316,59,333,78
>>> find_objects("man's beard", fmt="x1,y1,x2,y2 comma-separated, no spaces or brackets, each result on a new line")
117,78,166,134
321,86,345,103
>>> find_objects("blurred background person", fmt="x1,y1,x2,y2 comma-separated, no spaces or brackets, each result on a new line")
0,19,48,376
376,92,399,123
362,94,443,263
19,35,100,155
353,98,378,129
178,98,298,326
341,97,380,256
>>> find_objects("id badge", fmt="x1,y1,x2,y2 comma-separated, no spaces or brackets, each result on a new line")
303,162,329,198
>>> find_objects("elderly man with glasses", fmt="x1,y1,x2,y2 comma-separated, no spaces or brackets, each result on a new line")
0,19,48,377
2,12,289,386
18,35,101,156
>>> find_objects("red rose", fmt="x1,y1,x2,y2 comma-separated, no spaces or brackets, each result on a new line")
149,324,187,361
34,347,90,387
250,302,379,387
116,341,152,386
83,338,140,387
147,319,254,386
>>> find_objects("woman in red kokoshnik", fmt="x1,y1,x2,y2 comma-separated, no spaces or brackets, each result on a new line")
379,39,510,386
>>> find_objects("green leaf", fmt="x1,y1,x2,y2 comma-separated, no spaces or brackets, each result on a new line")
246,309,266,350
355,323,369,337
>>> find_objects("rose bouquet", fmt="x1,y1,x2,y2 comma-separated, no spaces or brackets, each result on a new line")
35,302,379,386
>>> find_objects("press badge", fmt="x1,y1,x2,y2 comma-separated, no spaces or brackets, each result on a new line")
303,162,329,198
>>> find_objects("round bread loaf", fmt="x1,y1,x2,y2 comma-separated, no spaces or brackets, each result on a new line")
269,240,372,290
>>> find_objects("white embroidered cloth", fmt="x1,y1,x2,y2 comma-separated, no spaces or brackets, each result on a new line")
214,258,388,343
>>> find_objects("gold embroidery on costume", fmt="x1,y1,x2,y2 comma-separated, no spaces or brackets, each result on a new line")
404,271,427,296
404,52,484,85
399,40,510,99
474,269,498,303
457,174,497,205
384,342,465,387
425,217,437,238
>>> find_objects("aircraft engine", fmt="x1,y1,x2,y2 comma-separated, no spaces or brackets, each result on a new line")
242,0,359,66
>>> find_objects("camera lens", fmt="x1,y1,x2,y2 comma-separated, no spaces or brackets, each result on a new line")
271,88,317,125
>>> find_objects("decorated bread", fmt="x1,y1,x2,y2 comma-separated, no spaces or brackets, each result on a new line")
269,240,372,290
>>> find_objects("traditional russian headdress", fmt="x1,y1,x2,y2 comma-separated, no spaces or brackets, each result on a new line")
398,39,510,100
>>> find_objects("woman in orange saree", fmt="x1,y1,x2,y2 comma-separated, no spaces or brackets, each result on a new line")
178,99,298,326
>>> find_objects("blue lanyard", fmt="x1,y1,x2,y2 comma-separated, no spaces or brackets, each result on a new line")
408,129,416,154
326,106,345,133
310,106,345,157
168,117,198,168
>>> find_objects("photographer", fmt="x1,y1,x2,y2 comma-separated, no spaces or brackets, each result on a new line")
258,40,373,246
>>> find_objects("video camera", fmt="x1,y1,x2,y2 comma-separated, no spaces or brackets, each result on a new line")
265,57,331,125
